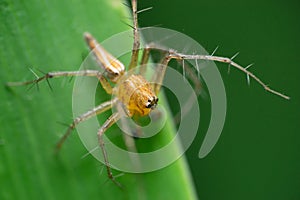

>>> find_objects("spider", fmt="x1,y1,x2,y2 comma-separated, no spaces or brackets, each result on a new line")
7,0,289,187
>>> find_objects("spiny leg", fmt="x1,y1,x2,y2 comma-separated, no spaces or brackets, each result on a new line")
182,60,203,96
149,51,203,124
7,69,116,152
6,70,113,94
168,52,290,99
150,48,289,99
137,43,203,95
128,0,140,70
139,47,187,132
97,112,122,187
174,61,203,124
55,99,116,153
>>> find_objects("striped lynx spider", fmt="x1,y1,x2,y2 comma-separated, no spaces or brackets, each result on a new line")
7,0,289,187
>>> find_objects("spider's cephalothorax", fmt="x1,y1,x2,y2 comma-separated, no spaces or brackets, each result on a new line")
116,74,158,116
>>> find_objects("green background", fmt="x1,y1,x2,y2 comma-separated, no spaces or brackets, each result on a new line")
1,0,299,199
138,0,300,199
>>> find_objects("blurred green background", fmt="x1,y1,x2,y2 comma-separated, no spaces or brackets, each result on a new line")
139,0,300,199
1,0,299,199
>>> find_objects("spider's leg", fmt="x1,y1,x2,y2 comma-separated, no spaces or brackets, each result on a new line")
151,51,171,95
173,62,203,124
97,112,122,187
55,99,117,153
7,69,113,94
149,50,203,124
168,52,290,100
128,0,140,70
150,49,289,99
139,47,151,76
7,70,102,87
178,59,203,96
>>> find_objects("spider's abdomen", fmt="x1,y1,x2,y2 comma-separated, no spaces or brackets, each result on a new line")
115,74,158,116
84,32,125,82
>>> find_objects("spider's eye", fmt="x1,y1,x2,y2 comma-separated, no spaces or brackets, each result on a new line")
145,103,151,108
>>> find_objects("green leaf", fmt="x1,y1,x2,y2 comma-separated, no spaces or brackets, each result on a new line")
0,0,198,199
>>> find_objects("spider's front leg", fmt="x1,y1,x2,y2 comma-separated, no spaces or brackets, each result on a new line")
150,49,289,100
168,52,290,99
136,46,203,99
128,0,140,70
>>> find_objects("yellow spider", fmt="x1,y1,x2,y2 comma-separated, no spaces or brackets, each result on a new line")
7,0,289,187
